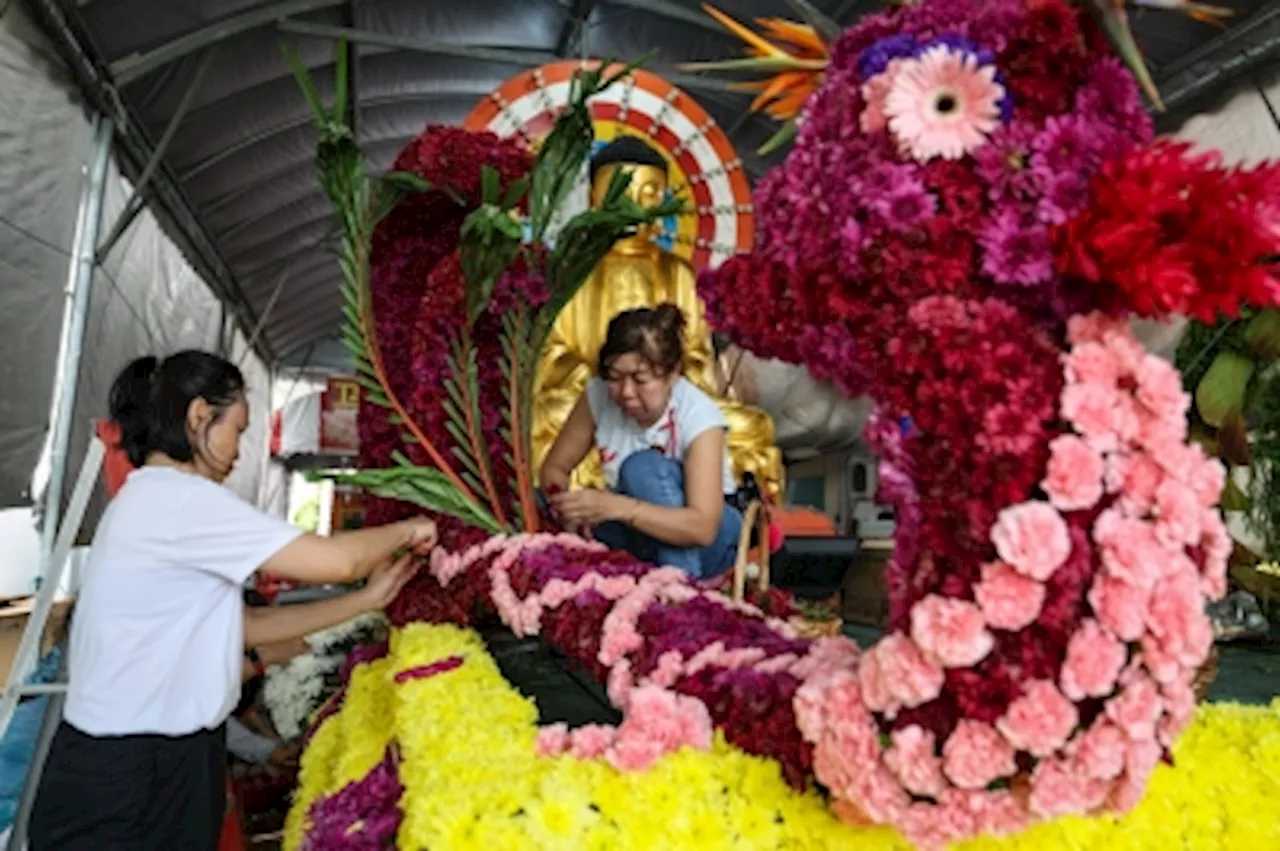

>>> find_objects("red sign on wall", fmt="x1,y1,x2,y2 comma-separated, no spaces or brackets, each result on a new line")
320,377,361,455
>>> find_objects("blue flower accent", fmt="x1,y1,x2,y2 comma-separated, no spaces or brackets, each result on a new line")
856,35,918,81
899,415,914,437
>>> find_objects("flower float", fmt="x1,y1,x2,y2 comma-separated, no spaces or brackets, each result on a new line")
284,0,1280,847
285,619,1280,850
695,0,1279,845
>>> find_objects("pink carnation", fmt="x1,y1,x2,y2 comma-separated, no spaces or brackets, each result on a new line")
1065,341,1121,389
1153,478,1203,548
1147,569,1213,667
1110,739,1163,813
569,724,616,759
885,726,946,797
875,633,946,711
1061,383,1140,451
607,686,713,772
1159,677,1197,748
991,502,1072,581
853,764,912,824
897,796,978,850
860,59,906,134
1042,435,1105,511
536,722,570,757
974,561,1046,631
1198,507,1231,599
943,721,1017,790
1104,671,1164,741
910,595,995,668
1067,312,1124,346
1095,511,1166,589
1028,759,1109,818
1106,452,1164,512
1134,353,1190,421
857,642,898,716
1088,573,1150,641
1189,455,1227,508
998,681,1080,757
1068,719,1127,780
1060,619,1128,700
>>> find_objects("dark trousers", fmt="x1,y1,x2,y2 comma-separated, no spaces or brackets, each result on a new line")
29,721,226,851
594,449,743,580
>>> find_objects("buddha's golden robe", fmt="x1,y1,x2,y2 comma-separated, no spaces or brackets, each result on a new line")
532,241,783,499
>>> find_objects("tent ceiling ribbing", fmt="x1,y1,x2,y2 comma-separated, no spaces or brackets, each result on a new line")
29,0,1280,370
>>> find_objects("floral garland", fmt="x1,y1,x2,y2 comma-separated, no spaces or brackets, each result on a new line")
692,0,1278,845
287,622,1280,850
262,612,388,741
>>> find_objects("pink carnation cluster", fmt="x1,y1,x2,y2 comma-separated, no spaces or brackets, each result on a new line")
799,315,1229,848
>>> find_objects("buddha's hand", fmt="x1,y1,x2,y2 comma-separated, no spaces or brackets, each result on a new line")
550,488,626,528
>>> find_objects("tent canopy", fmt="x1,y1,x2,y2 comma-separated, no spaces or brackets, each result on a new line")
29,0,1280,370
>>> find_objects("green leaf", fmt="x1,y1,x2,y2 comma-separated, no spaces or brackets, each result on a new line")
481,166,501,206
331,40,349,123
311,465,501,533
757,118,799,156
783,0,842,44
382,171,438,194
678,55,827,73
1196,350,1256,428
502,177,530,210
1244,309,1280,359
1221,475,1251,512
280,42,327,124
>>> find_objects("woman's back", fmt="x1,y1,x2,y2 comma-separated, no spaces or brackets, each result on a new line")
67,466,298,738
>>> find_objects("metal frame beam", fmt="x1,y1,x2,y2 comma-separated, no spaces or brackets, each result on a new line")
109,0,346,85
96,45,219,262
1156,4,1280,115
27,0,276,364
604,0,725,37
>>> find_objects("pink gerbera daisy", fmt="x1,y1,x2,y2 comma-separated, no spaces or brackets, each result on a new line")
884,45,1005,162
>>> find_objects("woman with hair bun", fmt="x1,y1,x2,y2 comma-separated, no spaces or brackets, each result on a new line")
29,351,437,851
541,304,743,579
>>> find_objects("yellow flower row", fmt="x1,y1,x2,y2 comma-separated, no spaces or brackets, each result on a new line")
287,624,1280,850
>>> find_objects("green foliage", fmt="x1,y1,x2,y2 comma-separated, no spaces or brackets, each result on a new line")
1195,350,1255,429
1244,367,1280,558
289,40,684,535
309,461,503,534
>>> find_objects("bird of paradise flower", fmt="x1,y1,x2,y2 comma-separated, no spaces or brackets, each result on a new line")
679,0,1233,156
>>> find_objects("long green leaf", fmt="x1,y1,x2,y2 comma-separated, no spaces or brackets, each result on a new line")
331,40,349,122
312,465,501,533
758,118,799,156
784,0,842,44
281,42,327,123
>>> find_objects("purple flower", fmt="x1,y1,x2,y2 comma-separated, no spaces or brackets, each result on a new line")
1035,172,1093,226
1074,58,1154,146
979,206,1053,286
872,181,939,233
973,122,1039,203
856,34,918,80
1030,115,1098,178
303,749,404,851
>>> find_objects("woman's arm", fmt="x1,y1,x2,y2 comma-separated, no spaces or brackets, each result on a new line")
539,394,596,492
616,429,727,548
244,554,416,647
262,517,436,585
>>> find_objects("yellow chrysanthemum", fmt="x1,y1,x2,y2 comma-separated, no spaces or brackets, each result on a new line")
286,623,1280,851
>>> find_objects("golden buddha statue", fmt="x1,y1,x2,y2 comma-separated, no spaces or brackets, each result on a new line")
532,136,784,499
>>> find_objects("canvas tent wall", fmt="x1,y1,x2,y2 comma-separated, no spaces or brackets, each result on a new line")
0,3,271,597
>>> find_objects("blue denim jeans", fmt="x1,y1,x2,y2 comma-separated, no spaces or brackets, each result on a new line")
593,449,742,580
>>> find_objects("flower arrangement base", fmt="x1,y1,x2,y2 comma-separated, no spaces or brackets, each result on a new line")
288,621,1280,851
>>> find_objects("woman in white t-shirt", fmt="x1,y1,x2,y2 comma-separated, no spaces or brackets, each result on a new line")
29,351,437,851
541,304,743,579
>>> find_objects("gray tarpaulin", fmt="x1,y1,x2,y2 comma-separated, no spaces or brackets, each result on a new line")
1,2,268,530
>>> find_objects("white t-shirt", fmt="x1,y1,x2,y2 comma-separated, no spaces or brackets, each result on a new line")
65,467,301,737
586,376,736,494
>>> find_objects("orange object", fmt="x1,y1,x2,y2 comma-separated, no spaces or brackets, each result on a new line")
771,506,837,537
218,776,246,851
95,420,134,499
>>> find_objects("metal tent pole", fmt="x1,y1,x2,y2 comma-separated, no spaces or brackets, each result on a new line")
34,113,113,592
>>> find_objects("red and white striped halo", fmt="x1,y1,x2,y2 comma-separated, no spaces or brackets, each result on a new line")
463,61,755,270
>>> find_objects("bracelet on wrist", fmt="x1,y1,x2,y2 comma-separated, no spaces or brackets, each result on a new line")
245,647,266,678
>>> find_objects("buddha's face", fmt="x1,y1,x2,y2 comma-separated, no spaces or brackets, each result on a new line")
590,162,668,211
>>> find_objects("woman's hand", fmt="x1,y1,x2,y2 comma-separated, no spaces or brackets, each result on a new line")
404,518,438,555
551,489,627,528
358,554,419,610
